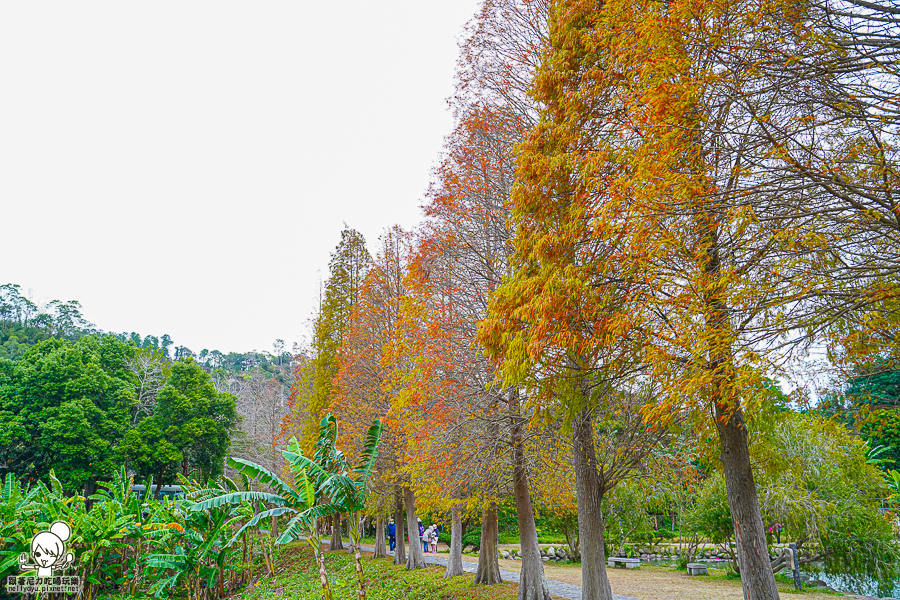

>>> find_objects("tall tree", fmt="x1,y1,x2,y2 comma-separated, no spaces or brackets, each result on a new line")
747,0,900,367
126,346,170,425
0,335,135,492
289,226,370,453
330,226,426,568
228,367,290,475
404,2,557,596
479,1,864,598
120,358,238,493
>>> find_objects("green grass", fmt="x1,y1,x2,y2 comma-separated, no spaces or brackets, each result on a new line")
240,544,521,600
677,568,840,596
99,543,521,600
536,534,567,544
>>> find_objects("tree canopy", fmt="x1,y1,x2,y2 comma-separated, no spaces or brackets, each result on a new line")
0,334,238,493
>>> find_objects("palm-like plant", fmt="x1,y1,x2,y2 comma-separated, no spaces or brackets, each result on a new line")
189,415,382,600
145,476,249,600
866,444,895,466
0,473,40,581
887,469,900,498
77,487,137,599
284,416,382,600
188,456,340,600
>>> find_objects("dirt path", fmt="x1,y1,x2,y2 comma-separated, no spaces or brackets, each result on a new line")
359,540,841,600
479,558,839,600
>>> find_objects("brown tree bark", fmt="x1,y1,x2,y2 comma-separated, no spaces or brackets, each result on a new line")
716,405,781,600
373,518,387,558
573,408,614,600
444,505,465,578
154,469,164,500
474,502,502,585
404,487,427,569
393,487,406,565
510,391,551,600
703,223,780,600
330,513,344,551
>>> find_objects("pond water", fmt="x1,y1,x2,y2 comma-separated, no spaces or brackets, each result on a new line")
800,565,900,598
640,558,900,598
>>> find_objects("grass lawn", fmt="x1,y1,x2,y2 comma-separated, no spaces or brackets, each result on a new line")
97,544,522,600
238,545,522,600
96,543,847,600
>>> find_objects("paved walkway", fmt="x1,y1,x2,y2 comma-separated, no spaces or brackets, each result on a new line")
352,543,639,600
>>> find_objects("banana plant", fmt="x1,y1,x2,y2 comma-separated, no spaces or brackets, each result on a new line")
188,457,340,600
0,473,40,582
866,444,895,466
887,469,900,498
109,472,173,596
189,416,382,600
145,478,243,600
284,416,383,600
30,470,81,526
75,490,136,600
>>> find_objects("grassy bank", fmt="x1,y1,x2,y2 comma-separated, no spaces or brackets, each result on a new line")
239,546,522,600
96,542,846,600
97,544,522,600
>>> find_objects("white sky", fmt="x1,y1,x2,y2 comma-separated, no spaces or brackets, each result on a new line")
0,1,481,355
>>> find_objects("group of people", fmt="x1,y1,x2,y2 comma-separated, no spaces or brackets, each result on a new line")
386,519,440,553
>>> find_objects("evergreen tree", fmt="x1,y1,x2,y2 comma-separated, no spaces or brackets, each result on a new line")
291,226,370,452
0,335,136,491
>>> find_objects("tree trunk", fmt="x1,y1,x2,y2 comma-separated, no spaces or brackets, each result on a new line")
373,518,387,558
330,512,344,551
474,502,502,585
349,513,367,600
510,391,551,600
703,221,780,600
84,479,98,512
404,487,427,569
314,544,333,600
154,469,164,500
563,521,580,561
393,487,406,565
444,505,465,578
716,404,781,600
573,408,614,600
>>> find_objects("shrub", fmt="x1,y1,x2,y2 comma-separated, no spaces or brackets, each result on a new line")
461,528,481,550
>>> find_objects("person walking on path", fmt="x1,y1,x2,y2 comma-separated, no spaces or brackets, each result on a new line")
388,519,396,551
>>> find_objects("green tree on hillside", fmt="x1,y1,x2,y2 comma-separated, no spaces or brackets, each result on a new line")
0,283,96,359
120,358,237,493
0,335,136,492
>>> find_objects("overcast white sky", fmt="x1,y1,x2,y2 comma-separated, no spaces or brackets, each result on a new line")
0,1,481,355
